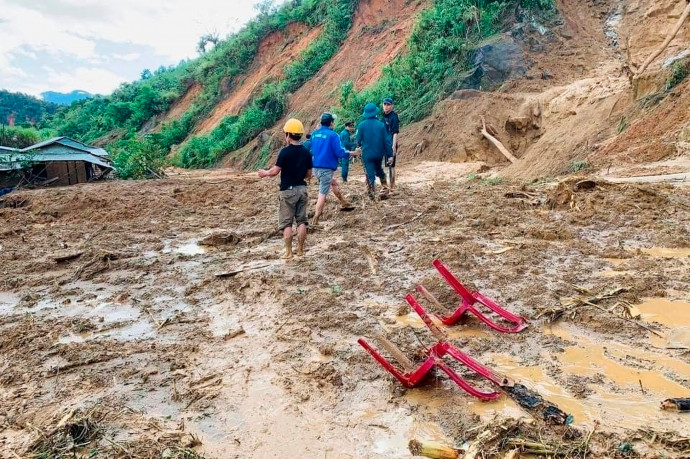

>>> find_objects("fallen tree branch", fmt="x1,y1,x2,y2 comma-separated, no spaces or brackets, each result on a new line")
634,0,690,78
480,116,518,163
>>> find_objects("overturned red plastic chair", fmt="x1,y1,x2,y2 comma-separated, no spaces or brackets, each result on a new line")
419,259,528,333
357,294,509,401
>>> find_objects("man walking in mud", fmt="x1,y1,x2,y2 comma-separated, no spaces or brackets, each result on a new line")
339,121,356,182
258,119,312,259
381,97,400,188
357,103,393,200
311,112,361,225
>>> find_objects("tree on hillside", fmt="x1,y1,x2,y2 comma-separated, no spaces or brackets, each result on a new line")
197,33,221,54
254,0,277,17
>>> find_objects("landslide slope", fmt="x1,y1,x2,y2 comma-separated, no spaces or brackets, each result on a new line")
45,0,690,180
225,0,690,180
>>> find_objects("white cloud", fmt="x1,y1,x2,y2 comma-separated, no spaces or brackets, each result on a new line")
0,0,283,95
113,53,142,62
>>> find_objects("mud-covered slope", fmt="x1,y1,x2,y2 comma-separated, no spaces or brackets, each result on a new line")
152,0,689,179
389,0,690,181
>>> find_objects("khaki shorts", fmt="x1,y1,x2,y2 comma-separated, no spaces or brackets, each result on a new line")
278,186,308,230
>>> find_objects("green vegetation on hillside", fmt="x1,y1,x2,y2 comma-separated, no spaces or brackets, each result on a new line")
0,90,58,126
44,0,355,177
337,0,555,125
0,125,55,149
176,0,359,169
41,0,554,178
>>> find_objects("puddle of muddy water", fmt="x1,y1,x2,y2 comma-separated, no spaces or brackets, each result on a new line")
651,327,690,349
403,322,690,434
534,325,690,433
605,258,627,266
59,320,155,344
641,247,690,258
162,238,207,256
0,291,20,315
637,297,690,327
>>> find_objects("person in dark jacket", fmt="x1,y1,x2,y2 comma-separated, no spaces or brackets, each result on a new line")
338,121,356,182
311,112,360,225
356,103,393,200
381,97,400,188
301,133,312,155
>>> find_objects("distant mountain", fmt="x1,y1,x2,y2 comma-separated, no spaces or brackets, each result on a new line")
0,90,58,126
41,90,93,106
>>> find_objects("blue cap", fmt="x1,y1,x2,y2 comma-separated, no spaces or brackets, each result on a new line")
383,97,394,105
362,102,378,118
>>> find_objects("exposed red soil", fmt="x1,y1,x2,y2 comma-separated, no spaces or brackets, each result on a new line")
282,0,427,130
155,83,203,130
194,22,322,136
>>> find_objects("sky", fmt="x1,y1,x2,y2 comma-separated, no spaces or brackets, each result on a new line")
0,0,276,97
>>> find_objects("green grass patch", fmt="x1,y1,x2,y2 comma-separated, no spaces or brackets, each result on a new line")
569,160,590,173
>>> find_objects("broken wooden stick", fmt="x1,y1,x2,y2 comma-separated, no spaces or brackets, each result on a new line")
480,116,518,163
215,263,270,278
372,332,414,372
634,0,690,78
385,210,426,231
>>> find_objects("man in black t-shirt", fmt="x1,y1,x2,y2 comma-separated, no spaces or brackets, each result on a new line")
381,97,400,188
258,118,312,259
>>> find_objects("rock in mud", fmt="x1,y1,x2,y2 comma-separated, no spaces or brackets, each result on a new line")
199,231,241,247
461,37,528,91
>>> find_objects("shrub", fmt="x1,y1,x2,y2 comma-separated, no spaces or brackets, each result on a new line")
111,138,166,179
665,61,689,91
569,160,590,173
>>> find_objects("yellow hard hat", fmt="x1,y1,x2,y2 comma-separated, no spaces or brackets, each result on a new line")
283,118,304,135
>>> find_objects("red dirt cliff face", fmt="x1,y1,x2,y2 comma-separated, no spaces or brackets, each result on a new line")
287,0,426,130
194,22,322,136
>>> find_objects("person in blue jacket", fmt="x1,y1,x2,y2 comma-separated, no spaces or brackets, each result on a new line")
338,121,356,182
356,103,393,200
311,112,360,225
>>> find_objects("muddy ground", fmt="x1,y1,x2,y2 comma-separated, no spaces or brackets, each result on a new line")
1,162,689,458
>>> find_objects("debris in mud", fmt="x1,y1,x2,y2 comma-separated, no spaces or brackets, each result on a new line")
538,285,664,337
546,178,607,210
25,403,206,458
408,439,460,459
215,263,270,278
224,326,246,340
661,398,690,412
413,418,596,458
504,383,572,425
52,251,84,263
199,231,241,247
